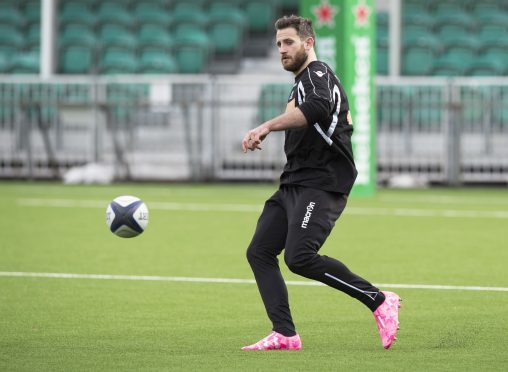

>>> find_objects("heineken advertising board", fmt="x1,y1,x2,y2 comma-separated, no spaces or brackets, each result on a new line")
301,0,376,196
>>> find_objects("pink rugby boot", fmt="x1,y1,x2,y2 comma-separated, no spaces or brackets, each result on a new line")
373,291,401,349
241,331,302,351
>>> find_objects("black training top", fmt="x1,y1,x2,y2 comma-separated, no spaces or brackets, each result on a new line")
280,60,358,195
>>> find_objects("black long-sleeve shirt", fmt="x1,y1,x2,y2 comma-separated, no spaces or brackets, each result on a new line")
280,60,358,195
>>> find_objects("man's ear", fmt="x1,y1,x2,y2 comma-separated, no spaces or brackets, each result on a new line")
305,37,315,51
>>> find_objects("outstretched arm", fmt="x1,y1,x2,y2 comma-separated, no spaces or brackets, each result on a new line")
242,107,308,153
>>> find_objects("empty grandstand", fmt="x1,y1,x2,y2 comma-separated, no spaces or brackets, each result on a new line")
0,0,507,185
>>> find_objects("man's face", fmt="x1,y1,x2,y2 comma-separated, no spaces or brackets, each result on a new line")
276,27,309,73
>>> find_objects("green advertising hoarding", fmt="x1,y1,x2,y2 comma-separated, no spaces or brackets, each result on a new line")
301,0,376,196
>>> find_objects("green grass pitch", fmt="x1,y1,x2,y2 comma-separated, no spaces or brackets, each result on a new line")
1,182,507,371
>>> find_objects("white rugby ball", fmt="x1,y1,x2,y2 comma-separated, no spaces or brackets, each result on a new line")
106,195,149,238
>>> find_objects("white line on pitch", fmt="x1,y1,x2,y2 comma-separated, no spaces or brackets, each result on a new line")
16,198,508,219
0,272,507,292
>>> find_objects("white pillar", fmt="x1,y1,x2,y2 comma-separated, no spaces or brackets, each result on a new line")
40,0,57,78
389,0,401,76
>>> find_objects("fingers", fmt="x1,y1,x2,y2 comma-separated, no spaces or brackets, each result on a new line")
242,131,262,153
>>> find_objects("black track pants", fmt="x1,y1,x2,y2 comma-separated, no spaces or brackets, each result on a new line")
246,185,385,336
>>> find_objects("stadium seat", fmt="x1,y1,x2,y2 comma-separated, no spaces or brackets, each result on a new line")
208,10,245,56
10,51,39,74
24,1,41,25
138,50,178,74
133,2,173,27
403,12,434,29
244,1,275,34
433,2,466,16
96,1,134,27
59,2,96,27
471,3,503,17
483,47,508,66
467,56,505,76
0,54,10,73
137,25,174,50
171,4,208,31
59,24,96,48
403,25,434,43
26,23,40,48
377,46,388,75
0,25,25,49
173,49,209,73
59,46,94,74
402,47,434,75
0,5,25,27
436,25,471,43
402,1,429,15
434,12,475,32
258,83,292,123
431,54,468,76
99,25,137,51
100,49,138,74
403,32,443,55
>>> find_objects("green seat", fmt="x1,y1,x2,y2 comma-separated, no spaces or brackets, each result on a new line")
171,3,208,28
467,56,505,76
434,12,475,32
0,25,24,48
208,13,244,56
403,12,434,29
24,1,41,24
59,2,96,27
402,25,433,39
436,25,471,43
402,1,430,15
137,25,174,49
26,23,40,48
471,3,503,17
245,1,274,33
0,54,10,73
139,50,178,73
434,2,466,16
100,49,138,74
97,1,134,27
478,25,508,49
59,46,93,74
432,54,469,76
175,29,210,73
476,11,508,27
59,24,96,48
10,51,39,74
0,5,25,27
377,46,388,75
99,25,137,50
403,33,443,55
483,47,508,66
134,2,173,26
258,84,292,123
402,47,435,75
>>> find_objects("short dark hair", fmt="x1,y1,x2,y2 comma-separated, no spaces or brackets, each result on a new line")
275,15,315,40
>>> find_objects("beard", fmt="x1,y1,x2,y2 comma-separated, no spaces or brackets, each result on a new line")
281,47,308,72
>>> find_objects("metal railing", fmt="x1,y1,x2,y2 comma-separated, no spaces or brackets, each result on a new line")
0,74,507,185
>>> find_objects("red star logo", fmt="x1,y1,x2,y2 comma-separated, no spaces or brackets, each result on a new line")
313,0,338,28
353,0,370,27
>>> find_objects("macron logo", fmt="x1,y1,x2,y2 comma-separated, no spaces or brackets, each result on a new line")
301,202,316,229
314,70,325,78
